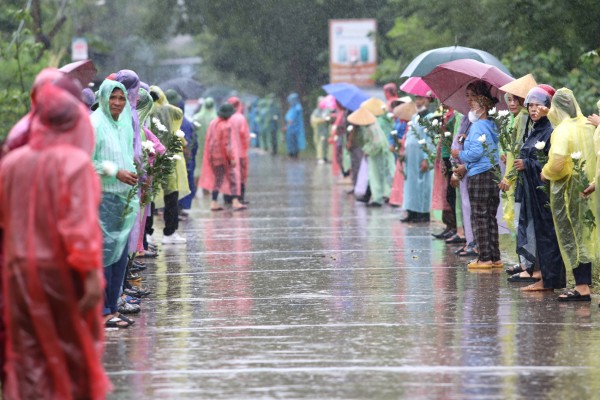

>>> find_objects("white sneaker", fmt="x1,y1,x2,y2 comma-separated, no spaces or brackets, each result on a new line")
161,232,187,244
146,234,156,245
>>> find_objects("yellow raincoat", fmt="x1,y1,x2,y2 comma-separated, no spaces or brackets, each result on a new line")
541,88,596,271
149,86,190,207
501,108,529,230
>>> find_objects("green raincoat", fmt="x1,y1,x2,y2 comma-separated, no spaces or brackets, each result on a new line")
91,79,139,265
361,123,396,204
193,97,217,178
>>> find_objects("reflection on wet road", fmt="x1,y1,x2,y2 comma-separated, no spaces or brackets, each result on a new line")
105,152,600,399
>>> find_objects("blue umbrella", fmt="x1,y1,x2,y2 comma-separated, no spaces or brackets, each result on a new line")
322,83,370,111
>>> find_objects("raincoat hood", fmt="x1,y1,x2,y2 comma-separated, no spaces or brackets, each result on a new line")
227,96,243,113
137,88,154,125
165,89,183,108
547,88,582,127
81,88,96,109
218,103,235,119
287,92,300,105
150,85,168,106
29,82,95,155
94,79,132,126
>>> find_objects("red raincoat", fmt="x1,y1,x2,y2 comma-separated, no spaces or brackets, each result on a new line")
0,83,110,399
198,117,240,195
227,97,251,183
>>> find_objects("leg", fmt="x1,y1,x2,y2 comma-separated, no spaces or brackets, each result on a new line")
163,191,179,236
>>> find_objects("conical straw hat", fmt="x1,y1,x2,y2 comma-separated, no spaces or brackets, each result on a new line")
348,107,376,126
393,101,417,121
361,97,386,116
500,74,537,100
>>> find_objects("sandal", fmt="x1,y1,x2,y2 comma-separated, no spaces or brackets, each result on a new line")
521,283,553,292
445,234,467,244
210,207,224,212
116,313,135,326
557,289,591,302
105,317,129,329
505,263,525,275
457,248,478,257
507,273,539,283
233,205,248,211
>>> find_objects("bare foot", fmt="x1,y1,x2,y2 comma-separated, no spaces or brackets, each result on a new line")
521,281,552,292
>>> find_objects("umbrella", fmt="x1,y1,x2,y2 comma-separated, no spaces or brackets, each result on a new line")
422,59,514,115
158,77,205,100
399,77,437,98
59,59,97,87
400,45,512,78
322,83,370,112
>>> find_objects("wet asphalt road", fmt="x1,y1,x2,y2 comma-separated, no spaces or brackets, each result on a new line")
105,151,600,400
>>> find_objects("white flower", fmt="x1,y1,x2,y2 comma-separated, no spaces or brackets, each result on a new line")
488,107,497,116
250,133,257,139
432,119,439,126
387,112,394,119
175,130,185,138
477,134,486,143
444,131,452,137
142,140,156,154
152,117,161,126
347,125,354,132
415,115,420,122
423,128,428,133
571,151,582,160
325,116,331,122
534,141,546,150
498,110,510,117
333,135,338,141
381,105,387,111
101,160,118,177
391,130,398,136
172,154,182,161
418,139,426,145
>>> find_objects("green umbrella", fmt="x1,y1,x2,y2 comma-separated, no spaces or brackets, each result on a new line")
400,45,512,78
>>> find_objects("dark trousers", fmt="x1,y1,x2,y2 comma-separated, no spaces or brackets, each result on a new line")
349,147,363,187
573,262,592,285
103,241,129,315
163,191,179,236
468,169,500,262
442,158,457,230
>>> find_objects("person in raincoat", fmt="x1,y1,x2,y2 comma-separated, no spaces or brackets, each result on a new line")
310,96,331,164
199,103,246,211
541,88,596,302
166,89,198,213
193,97,218,180
507,87,566,291
402,95,435,222
91,79,139,326
228,96,251,203
451,80,501,269
0,77,110,399
348,107,395,206
149,86,190,244
284,92,306,158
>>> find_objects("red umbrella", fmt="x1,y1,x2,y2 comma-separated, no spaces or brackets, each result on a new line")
399,77,437,98
59,59,97,88
422,59,514,115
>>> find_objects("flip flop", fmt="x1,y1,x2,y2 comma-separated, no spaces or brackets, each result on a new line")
557,289,591,302
507,273,539,283
210,207,224,212
233,205,248,211
105,317,129,329
445,234,467,244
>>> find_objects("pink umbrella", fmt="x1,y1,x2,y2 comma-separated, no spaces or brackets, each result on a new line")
319,94,337,109
422,59,514,115
399,77,437,98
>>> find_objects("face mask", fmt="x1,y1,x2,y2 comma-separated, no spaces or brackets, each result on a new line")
468,109,481,123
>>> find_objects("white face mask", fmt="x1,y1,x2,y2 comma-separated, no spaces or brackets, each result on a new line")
417,105,427,113
468,108,482,123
